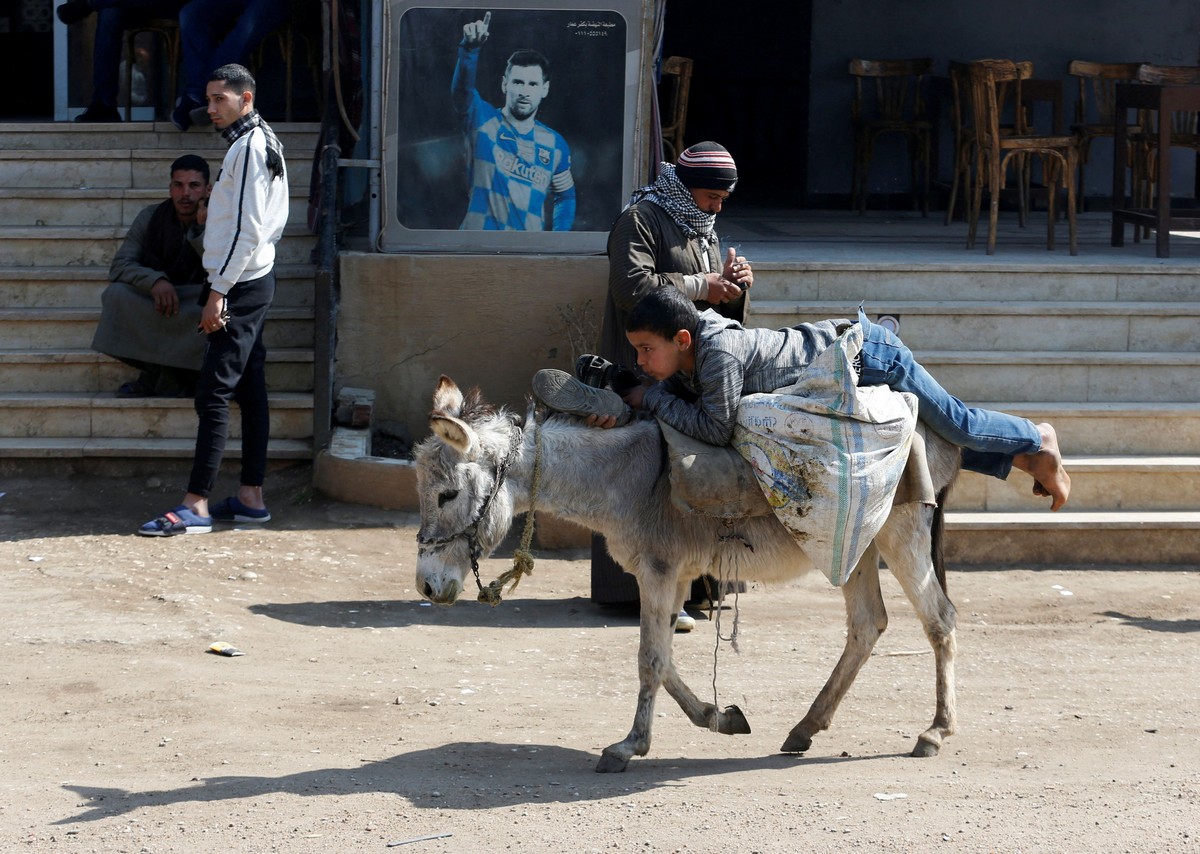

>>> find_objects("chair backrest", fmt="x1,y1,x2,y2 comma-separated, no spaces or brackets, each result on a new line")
848,58,933,123
1067,60,1143,125
658,55,693,161
967,59,1035,150
1136,64,1200,136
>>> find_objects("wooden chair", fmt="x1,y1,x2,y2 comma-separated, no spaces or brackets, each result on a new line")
124,18,180,122
1067,60,1143,210
658,56,693,163
251,17,322,121
1131,63,1200,223
946,59,1035,224
848,57,933,215
966,59,1078,255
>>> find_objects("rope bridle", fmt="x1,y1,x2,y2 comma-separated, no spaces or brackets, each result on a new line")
417,418,544,606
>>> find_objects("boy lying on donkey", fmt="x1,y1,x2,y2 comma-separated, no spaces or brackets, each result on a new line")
534,287,1069,511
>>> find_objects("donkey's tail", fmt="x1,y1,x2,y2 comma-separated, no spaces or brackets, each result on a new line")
931,486,950,594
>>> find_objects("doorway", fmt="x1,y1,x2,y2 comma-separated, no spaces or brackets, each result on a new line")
0,0,54,119
660,0,812,207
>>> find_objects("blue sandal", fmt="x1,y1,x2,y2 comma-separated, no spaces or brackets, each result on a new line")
210,496,271,524
137,505,213,537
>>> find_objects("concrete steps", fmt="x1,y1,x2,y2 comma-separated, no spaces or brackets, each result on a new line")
943,511,1200,565
0,121,320,151
0,264,314,308
748,259,1200,565
0,348,313,393
0,391,313,440
750,300,1200,352
0,435,312,459
0,224,314,266
0,187,311,227
0,306,314,349
0,149,313,190
751,261,1200,303
0,122,318,464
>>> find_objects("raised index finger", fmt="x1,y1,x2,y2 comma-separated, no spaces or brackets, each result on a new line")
482,10,491,30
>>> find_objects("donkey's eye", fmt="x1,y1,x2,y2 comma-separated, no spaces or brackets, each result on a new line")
438,489,459,508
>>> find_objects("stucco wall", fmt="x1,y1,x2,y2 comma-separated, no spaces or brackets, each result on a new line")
809,0,1200,198
336,253,609,440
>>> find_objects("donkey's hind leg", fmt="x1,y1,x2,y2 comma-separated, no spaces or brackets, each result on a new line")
782,545,888,754
662,578,752,737
875,502,958,757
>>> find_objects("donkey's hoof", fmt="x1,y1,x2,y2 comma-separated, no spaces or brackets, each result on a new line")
596,750,630,773
911,737,941,758
717,704,752,735
780,730,812,754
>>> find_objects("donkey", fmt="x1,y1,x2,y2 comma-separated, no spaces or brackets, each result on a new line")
415,376,962,773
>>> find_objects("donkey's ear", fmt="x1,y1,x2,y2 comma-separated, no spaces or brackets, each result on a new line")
432,375,464,417
430,413,479,458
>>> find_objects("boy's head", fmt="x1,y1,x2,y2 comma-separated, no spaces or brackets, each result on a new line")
625,288,699,380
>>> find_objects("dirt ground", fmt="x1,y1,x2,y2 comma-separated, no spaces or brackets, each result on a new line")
1,466,1197,853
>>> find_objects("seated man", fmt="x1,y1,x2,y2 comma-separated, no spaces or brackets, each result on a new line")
537,287,1071,511
91,154,211,397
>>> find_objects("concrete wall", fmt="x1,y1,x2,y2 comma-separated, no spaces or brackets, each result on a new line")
809,0,1200,198
336,253,609,441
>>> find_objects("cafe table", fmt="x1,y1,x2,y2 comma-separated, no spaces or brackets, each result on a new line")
1110,81,1200,257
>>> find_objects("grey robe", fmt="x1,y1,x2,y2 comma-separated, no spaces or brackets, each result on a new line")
90,202,207,371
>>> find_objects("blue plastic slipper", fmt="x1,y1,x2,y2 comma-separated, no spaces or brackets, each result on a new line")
210,496,272,524
137,505,213,537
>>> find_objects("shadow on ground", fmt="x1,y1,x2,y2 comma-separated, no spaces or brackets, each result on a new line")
57,740,898,825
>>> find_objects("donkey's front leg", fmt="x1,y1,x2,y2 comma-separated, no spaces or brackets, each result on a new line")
597,570,678,773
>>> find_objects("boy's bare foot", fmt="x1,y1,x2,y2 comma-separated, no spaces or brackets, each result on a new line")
1013,423,1071,511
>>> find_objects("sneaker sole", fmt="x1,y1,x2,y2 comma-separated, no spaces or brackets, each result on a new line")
532,370,627,420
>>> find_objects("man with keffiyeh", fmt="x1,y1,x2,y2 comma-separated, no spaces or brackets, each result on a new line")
138,63,289,537
582,142,752,613
599,142,751,369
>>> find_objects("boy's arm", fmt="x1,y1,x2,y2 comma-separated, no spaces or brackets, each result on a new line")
641,349,745,445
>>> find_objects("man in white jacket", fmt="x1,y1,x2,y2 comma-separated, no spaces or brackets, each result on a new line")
139,63,289,536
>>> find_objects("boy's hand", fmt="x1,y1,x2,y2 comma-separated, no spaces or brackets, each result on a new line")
584,414,618,429
622,385,646,409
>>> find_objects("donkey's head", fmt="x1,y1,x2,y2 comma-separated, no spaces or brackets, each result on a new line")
414,376,523,605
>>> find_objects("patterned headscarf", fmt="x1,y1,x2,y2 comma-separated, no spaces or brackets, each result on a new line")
220,109,285,181
628,162,717,247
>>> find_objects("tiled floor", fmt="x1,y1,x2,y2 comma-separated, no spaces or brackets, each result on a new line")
719,208,1200,269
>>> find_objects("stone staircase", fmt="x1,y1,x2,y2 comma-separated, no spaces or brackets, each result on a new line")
0,122,318,470
749,262,1200,565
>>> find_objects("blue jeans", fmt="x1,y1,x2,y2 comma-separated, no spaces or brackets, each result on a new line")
178,0,293,103
855,309,1041,479
188,271,274,496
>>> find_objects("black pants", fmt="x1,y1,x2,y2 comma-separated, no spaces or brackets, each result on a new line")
187,271,274,497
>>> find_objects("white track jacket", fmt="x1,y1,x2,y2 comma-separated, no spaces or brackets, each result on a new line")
203,126,289,295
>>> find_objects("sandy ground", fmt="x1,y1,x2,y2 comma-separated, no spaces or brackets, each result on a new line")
1,466,1197,853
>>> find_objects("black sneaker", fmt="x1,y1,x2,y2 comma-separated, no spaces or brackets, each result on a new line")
574,353,640,397
189,104,212,128
56,0,93,25
74,102,121,123
170,96,203,131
